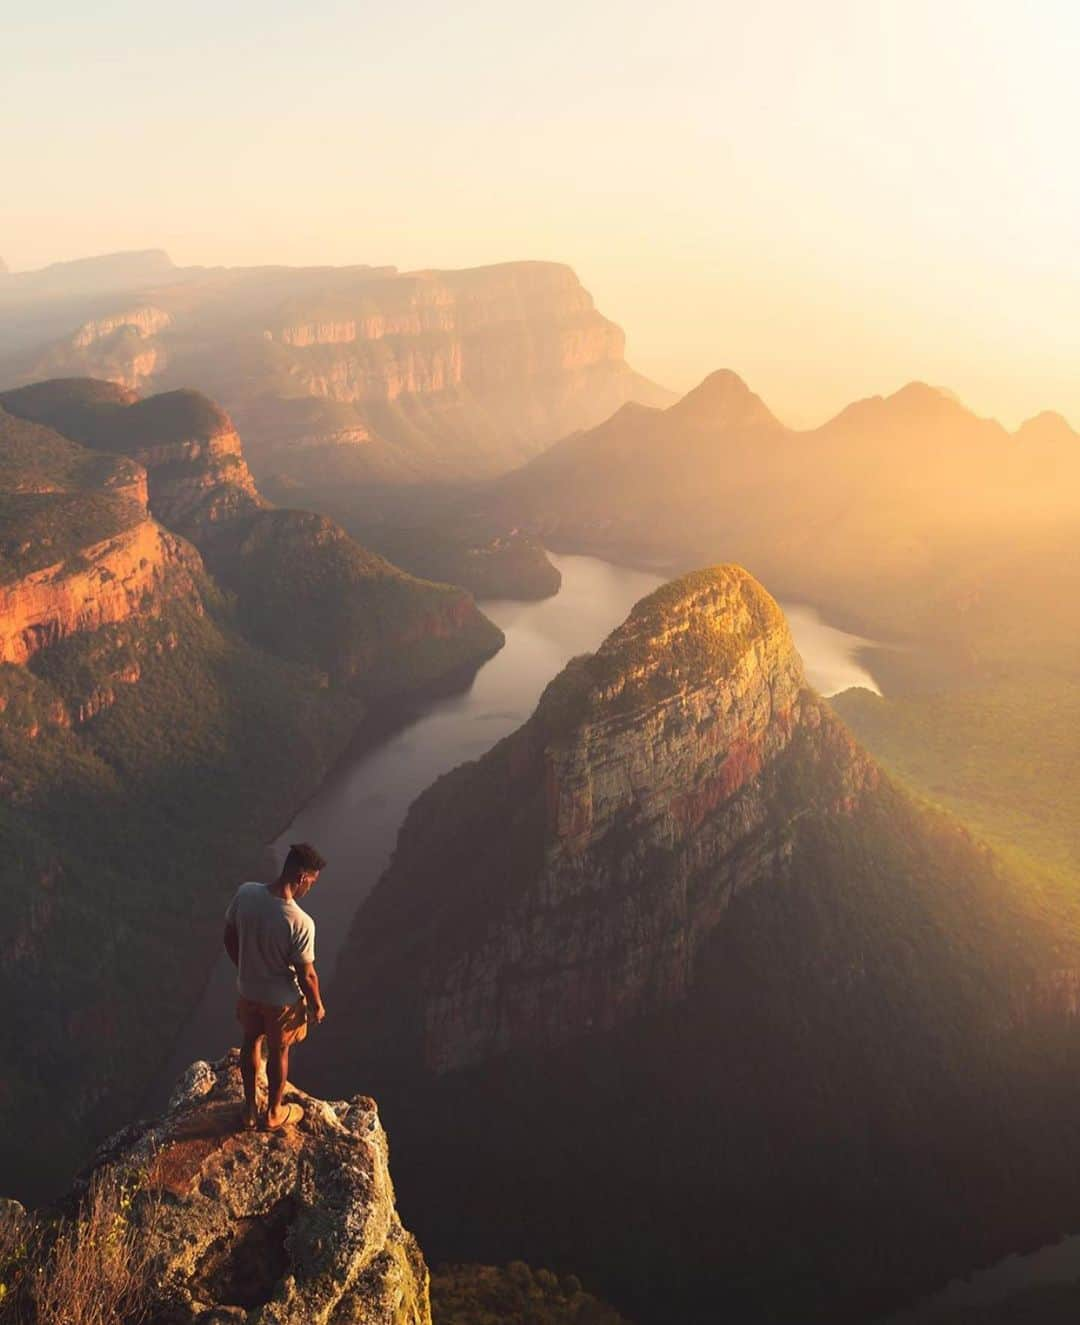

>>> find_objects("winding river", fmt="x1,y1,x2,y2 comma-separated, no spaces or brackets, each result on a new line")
154,553,881,1102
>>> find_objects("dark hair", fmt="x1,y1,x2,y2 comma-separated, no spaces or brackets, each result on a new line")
283,842,327,878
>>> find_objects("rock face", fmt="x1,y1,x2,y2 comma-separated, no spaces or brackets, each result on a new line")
312,567,1080,1325
0,394,203,667
83,1052,430,1325
0,516,199,664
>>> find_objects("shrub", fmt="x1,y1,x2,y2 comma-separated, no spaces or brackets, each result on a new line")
0,1170,158,1325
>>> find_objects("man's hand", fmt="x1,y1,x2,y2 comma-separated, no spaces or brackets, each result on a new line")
297,961,324,1025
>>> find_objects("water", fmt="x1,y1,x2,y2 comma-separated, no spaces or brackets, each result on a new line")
782,602,880,697
154,553,880,1099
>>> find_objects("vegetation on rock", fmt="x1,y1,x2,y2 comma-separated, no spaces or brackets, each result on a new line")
432,1262,631,1325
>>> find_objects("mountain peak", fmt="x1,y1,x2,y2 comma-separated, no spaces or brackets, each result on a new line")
537,566,802,739
885,380,966,415
1015,409,1078,445
666,369,778,428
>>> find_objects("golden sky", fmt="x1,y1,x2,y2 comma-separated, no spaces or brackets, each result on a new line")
5,0,1079,427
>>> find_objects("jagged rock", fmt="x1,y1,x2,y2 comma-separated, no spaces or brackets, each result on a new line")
85,1052,430,1325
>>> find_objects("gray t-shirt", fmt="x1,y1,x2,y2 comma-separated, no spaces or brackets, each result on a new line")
225,882,316,1007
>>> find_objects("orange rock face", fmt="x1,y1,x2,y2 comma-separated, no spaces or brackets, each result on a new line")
0,518,200,664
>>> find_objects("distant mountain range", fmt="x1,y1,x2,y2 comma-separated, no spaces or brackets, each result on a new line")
490,369,1080,671
310,567,1080,1324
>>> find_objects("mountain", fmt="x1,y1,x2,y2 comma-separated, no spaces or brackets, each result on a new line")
492,371,1080,664
0,380,502,1201
310,568,1080,1324
0,257,672,487
1,1052,432,1325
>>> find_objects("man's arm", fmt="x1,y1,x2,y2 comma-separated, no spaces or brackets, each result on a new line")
296,961,326,1023
224,920,239,968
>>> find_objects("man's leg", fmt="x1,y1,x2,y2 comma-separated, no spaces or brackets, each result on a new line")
240,1031,262,1126
266,1028,291,1128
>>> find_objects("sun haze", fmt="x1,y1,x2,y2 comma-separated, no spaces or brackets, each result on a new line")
4,0,1079,427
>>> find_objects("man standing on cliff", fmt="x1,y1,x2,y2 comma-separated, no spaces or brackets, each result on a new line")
223,842,328,1131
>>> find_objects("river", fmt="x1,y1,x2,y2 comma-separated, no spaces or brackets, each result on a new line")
153,553,881,1102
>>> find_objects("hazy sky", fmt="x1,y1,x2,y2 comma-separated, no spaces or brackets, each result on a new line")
5,0,1079,427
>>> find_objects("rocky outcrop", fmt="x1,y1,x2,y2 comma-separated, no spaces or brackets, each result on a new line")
0,517,200,664
78,1052,430,1325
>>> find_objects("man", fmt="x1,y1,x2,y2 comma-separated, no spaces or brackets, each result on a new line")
223,842,327,1131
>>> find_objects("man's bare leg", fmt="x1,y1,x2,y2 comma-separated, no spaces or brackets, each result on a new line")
240,1032,262,1128
266,1034,291,1128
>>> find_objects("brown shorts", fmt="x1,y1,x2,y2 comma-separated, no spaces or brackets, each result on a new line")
236,996,309,1048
